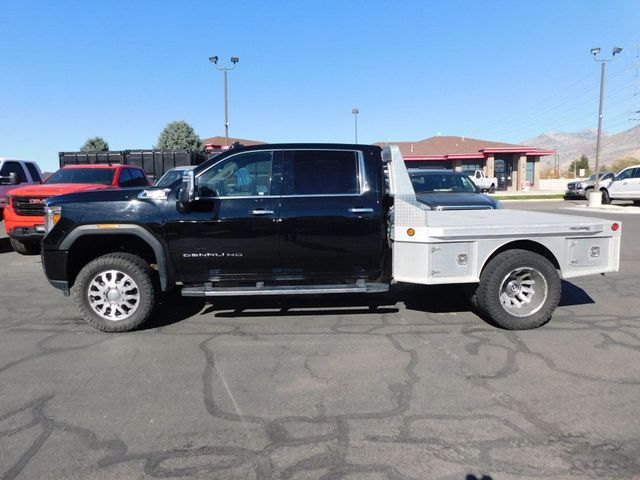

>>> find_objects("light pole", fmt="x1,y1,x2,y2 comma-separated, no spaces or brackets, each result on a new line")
591,47,622,192
209,56,239,146
352,108,359,144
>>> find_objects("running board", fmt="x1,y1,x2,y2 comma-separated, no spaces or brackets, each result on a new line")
181,281,389,297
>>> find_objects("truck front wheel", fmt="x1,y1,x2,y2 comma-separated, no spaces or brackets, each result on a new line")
72,253,157,332
10,238,41,255
475,249,560,330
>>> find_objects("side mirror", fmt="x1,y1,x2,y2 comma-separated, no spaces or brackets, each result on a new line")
178,170,196,205
0,173,18,185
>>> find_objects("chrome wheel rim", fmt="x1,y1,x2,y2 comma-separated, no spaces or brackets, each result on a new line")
499,267,548,317
87,270,140,321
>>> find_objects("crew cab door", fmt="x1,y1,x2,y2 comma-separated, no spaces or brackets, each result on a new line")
610,167,639,198
278,149,384,279
164,150,282,283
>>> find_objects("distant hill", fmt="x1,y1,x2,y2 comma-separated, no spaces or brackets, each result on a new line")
522,124,640,168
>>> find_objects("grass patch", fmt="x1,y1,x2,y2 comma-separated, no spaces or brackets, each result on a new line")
494,194,565,201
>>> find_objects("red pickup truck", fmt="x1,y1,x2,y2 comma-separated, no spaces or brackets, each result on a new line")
4,164,150,254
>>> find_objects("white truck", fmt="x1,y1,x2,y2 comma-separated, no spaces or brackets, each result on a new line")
0,158,44,219
464,169,497,193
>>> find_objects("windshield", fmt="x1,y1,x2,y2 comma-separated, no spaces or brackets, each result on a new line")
45,168,115,185
155,169,188,188
410,173,477,193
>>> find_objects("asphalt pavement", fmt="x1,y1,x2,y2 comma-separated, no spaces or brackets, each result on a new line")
1,200,639,480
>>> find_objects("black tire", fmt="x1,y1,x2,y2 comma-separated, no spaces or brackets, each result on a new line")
475,249,561,330
601,189,611,204
10,237,40,255
72,253,157,332
584,187,593,199
488,184,495,194
633,200,640,206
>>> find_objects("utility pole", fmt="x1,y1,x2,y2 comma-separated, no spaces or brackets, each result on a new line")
352,108,359,144
209,56,240,146
591,47,622,192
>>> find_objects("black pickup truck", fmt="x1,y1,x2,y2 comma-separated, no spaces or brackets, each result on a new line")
41,143,622,333
42,144,389,331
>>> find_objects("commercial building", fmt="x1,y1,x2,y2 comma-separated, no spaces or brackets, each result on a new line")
376,136,555,191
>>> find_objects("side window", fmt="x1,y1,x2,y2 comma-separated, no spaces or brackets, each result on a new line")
25,163,42,182
129,169,149,187
631,168,640,179
198,151,273,197
289,150,359,195
118,169,132,187
617,168,634,180
475,171,481,179
0,161,28,183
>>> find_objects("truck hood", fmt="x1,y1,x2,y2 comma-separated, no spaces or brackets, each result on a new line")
47,186,147,206
7,183,111,197
415,192,498,210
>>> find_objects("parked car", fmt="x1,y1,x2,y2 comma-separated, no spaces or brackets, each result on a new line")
154,166,196,188
565,172,615,199
0,158,44,219
600,165,640,205
463,169,497,193
40,144,620,333
409,170,501,210
4,164,150,254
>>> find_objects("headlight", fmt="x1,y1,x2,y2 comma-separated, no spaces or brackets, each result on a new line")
44,205,62,234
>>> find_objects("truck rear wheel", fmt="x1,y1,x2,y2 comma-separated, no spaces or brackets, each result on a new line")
72,253,156,332
10,237,40,255
601,189,611,204
475,249,560,330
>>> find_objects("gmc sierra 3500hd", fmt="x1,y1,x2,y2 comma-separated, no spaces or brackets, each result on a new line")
41,144,621,332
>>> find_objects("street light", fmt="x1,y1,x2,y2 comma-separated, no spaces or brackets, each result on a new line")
209,55,240,146
591,47,622,195
352,108,359,144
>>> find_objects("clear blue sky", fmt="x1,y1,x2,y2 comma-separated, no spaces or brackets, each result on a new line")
1,0,638,171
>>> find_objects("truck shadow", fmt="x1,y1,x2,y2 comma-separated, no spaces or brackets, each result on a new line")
143,280,594,329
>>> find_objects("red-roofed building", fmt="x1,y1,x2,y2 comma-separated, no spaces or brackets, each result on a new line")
375,136,555,191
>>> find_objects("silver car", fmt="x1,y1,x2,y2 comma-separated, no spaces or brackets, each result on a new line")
565,172,614,199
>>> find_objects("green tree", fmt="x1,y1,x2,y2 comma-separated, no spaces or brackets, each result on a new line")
156,121,203,150
610,156,639,173
568,154,591,177
80,136,109,152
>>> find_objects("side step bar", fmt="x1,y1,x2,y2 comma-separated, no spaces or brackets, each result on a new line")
182,281,389,297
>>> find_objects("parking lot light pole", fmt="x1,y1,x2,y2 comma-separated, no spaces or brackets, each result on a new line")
591,47,622,192
209,56,239,146
352,108,359,144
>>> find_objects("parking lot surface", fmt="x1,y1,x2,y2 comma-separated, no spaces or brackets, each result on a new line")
1,200,639,480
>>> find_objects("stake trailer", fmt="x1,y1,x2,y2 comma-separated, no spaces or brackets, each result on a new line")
41,144,620,332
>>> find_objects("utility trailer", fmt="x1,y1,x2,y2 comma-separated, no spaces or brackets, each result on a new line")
42,143,621,332
58,149,207,182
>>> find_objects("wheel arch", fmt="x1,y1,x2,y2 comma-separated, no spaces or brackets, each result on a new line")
61,225,171,291
481,240,560,276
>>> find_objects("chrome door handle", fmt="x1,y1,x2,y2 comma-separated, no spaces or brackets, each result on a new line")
251,209,274,215
348,208,374,213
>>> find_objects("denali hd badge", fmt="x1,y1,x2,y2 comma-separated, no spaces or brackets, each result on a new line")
183,252,243,258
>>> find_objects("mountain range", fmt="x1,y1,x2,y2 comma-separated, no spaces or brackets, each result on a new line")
522,124,640,168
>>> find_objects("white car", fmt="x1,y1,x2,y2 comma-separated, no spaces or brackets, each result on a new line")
463,169,497,193
0,158,44,217
600,165,640,205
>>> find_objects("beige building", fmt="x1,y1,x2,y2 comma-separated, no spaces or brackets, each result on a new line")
376,136,555,191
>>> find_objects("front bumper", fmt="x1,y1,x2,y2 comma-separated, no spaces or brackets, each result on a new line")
565,188,586,198
42,249,70,295
8,225,45,240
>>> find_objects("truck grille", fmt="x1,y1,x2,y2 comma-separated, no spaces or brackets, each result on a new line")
12,196,47,216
